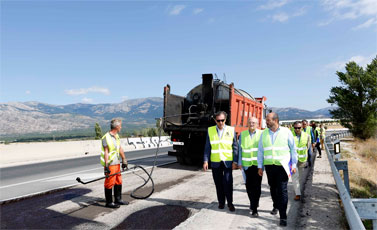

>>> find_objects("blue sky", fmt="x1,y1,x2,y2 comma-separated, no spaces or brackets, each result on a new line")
1,0,376,110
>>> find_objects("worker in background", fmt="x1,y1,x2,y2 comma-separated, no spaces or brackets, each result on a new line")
101,118,128,208
292,121,310,201
289,124,294,134
302,120,314,167
311,122,322,158
319,124,326,149
203,111,238,212
257,113,297,227
238,117,263,217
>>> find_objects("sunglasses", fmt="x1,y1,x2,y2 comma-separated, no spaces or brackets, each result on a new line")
216,119,225,123
294,127,301,130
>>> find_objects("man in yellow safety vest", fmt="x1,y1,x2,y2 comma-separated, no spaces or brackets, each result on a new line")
311,122,322,158
238,117,263,217
302,120,314,167
257,113,297,227
292,121,310,201
101,118,128,208
203,111,238,212
319,124,326,150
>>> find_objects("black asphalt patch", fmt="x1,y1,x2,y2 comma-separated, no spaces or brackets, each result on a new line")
0,163,199,229
0,188,106,229
114,205,190,229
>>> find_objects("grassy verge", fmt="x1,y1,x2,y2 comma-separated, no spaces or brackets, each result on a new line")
340,138,377,229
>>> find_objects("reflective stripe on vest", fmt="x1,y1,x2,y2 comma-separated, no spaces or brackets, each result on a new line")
319,128,326,138
241,129,262,167
262,127,291,166
315,127,321,139
303,126,312,143
294,132,309,163
100,132,120,166
208,126,234,162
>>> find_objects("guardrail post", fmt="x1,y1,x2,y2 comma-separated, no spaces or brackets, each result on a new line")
352,198,377,230
334,161,350,195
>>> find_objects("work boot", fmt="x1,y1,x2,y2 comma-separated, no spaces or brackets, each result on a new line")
105,188,120,208
114,185,128,205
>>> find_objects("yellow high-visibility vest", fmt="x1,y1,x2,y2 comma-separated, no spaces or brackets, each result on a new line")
320,128,326,138
293,132,309,163
303,126,312,143
100,132,120,166
241,129,262,167
208,126,234,162
262,127,291,166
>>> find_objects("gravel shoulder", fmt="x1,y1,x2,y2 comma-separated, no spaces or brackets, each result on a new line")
295,149,346,230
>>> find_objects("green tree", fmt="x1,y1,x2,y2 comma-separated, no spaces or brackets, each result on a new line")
147,128,157,137
327,56,377,140
94,123,102,139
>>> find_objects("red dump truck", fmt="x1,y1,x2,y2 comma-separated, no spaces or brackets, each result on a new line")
163,73,267,165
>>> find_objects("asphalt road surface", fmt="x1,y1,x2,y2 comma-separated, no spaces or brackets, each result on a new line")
0,146,174,202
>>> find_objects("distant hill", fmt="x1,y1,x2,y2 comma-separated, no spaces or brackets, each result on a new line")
269,106,333,120
0,97,162,137
0,97,334,138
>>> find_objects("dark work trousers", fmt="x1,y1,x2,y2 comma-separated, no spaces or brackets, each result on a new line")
245,165,263,212
307,145,312,166
315,142,322,156
212,161,233,205
265,165,289,220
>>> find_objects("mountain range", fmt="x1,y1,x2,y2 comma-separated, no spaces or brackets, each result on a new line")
0,97,334,137
269,107,333,120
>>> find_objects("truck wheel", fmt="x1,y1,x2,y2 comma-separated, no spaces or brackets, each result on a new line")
184,157,193,165
176,156,186,165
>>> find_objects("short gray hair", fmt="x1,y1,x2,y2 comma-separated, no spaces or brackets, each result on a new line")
110,118,122,130
293,121,302,126
215,111,228,119
248,116,259,124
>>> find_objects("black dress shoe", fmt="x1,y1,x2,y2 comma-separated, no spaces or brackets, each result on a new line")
218,203,225,209
270,208,278,215
105,202,120,208
280,219,287,227
251,211,259,217
228,203,235,212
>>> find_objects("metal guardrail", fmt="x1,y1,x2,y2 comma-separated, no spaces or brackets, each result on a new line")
324,130,374,230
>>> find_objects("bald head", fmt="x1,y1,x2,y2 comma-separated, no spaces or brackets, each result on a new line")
267,112,279,122
266,112,279,131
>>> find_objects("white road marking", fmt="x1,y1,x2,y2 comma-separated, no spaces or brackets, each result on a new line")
0,160,176,189
0,167,102,189
0,161,177,203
